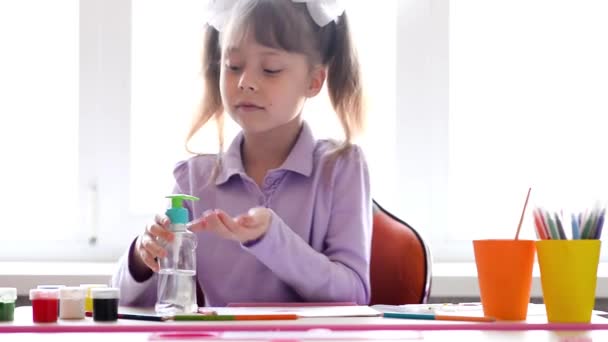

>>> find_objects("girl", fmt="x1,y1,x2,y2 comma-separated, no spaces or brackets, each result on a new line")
112,0,372,307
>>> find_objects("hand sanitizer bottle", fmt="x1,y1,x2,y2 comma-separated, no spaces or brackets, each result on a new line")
155,194,199,315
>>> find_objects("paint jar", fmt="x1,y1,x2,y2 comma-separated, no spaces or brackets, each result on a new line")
37,285,65,317
79,284,107,313
0,288,17,322
30,288,59,323
91,287,119,321
59,287,86,320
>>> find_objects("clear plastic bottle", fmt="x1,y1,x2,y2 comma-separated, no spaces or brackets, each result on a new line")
155,194,199,315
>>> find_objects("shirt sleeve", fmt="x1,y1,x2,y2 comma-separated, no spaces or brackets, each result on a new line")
243,146,372,304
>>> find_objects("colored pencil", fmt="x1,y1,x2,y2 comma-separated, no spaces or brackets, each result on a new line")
84,311,169,321
173,314,299,321
383,312,495,322
118,313,169,321
534,209,549,240
515,187,531,240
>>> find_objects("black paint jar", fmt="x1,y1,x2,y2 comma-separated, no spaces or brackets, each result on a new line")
91,287,120,321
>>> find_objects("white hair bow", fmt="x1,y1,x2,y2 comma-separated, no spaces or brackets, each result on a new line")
291,0,345,27
203,0,239,31
203,0,345,31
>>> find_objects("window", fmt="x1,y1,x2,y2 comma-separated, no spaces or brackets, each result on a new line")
0,1,80,250
1,0,140,261
6,1,606,263
382,0,608,262
441,0,608,259
0,0,398,261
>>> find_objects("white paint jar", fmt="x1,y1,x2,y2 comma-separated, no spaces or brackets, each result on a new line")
59,287,86,319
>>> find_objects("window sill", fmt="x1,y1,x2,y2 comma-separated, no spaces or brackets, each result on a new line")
432,262,608,298
0,262,115,295
3,261,608,298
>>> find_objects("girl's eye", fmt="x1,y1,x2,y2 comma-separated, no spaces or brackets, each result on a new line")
264,69,282,75
226,64,241,72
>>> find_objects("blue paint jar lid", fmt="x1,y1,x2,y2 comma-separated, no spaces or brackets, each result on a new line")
0,288,17,302
37,285,66,290
91,287,120,299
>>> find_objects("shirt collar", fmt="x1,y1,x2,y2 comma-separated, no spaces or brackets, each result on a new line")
215,121,316,185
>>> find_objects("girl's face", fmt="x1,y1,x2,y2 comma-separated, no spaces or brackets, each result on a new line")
220,32,325,134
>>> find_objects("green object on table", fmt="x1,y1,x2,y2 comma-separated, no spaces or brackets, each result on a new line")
0,302,15,321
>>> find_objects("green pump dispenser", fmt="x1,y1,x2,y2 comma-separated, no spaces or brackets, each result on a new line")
165,194,199,230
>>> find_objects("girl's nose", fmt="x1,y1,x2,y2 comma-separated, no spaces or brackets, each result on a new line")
238,72,258,92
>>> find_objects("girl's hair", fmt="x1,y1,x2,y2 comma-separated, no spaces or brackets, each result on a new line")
186,0,365,156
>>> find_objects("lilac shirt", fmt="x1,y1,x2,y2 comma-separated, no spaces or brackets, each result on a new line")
111,122,372,306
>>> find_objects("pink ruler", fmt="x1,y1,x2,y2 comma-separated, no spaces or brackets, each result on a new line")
226,302,357,307
3,322,608,333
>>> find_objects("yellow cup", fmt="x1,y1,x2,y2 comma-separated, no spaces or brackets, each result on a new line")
536,240,601,323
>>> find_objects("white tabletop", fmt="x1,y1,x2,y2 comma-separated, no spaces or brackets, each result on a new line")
2,305,608,341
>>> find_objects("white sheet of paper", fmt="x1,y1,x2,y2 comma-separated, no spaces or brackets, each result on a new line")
211,305,382,318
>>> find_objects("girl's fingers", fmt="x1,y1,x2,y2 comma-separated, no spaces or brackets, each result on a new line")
135,212,173,273
236,214,255,227
203,211,236,239
154,214,171,228
188,209,216,232
188,209,260,241
215,209,239,231
239,208,269,229
186,217,207,232
203,211,222,227
219,210,264,243
141,233,167,259
147,223,174,242
139,248,159,272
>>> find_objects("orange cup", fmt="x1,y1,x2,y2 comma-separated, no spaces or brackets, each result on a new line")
473,239,536,320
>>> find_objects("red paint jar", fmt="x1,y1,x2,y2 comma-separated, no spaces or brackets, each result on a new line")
29,288,59,323
37,285,65,317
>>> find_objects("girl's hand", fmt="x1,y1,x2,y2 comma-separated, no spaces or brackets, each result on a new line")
134,214,174,273
188,207,271,244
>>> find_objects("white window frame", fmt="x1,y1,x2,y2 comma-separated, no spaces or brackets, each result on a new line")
0,0,143,261
389,0,453,260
